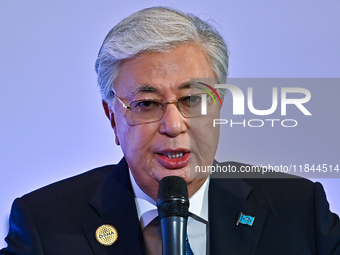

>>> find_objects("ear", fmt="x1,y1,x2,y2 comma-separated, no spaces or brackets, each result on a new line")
102,100,120,146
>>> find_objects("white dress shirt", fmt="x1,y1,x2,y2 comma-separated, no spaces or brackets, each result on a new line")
129,170,209,255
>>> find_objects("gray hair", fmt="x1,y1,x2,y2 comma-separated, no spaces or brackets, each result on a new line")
95,6,229,104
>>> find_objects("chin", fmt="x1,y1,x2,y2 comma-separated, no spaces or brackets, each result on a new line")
155,167,190,181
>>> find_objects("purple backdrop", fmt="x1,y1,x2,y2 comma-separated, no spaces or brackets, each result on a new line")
1,0,339,247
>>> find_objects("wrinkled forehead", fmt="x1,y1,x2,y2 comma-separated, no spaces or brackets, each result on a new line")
113,45,217,99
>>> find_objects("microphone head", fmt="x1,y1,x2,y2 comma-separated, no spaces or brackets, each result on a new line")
157,176,189,220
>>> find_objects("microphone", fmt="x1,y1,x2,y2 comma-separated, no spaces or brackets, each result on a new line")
157,176,189,255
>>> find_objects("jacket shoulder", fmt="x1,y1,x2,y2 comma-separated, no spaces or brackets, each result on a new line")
22,165,115,202
212,161,315,205
16,165,117,232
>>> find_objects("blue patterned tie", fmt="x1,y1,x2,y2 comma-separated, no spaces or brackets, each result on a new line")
185,234,194,255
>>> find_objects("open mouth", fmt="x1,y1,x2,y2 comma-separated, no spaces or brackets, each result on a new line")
163,151,185,159
156,150,190,169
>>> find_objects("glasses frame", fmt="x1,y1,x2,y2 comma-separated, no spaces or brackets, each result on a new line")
112,92,214,124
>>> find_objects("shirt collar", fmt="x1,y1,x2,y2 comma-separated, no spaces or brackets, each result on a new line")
129,170,209,229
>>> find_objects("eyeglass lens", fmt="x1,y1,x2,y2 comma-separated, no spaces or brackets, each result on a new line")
127,95,213,124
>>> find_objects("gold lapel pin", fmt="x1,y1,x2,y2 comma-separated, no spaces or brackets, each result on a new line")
95,224,118,246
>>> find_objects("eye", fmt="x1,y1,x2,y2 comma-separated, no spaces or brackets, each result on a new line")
180,95,202,106
132,100,162,111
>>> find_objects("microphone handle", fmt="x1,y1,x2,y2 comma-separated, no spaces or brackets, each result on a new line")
160,216,187,255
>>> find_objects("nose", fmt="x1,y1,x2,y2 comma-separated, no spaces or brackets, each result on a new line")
158,102,189,137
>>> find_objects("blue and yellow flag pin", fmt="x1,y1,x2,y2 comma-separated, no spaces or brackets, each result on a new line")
237,212,255,226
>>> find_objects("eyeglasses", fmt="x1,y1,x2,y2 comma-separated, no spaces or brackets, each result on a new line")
112,93,215,125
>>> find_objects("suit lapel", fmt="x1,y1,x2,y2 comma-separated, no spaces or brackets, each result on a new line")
209,176,268,255
82,158,146,255
81,159,267,254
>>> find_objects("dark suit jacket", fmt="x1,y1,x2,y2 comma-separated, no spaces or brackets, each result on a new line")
1,158,340,254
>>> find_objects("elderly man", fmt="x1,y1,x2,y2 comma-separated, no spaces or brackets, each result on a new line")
1,7,340,255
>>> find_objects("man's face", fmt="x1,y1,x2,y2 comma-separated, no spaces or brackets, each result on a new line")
105,44,221,200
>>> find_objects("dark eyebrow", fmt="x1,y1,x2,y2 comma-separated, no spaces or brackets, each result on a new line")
188,81,206,89
178,82,191,90
129,82,192,96
129,84,158,96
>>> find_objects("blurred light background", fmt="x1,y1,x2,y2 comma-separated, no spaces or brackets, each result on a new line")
1,0,339,247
